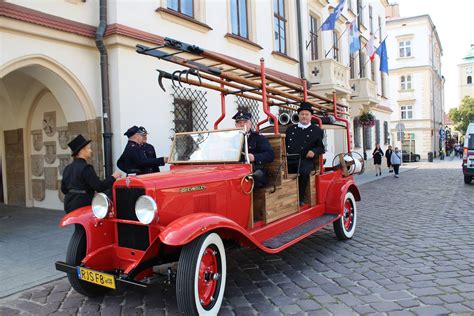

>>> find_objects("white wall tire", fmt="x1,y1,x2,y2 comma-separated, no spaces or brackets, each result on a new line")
333,192,357,240
176,232,227,316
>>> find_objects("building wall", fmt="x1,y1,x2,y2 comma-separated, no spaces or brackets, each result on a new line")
458,61,474,101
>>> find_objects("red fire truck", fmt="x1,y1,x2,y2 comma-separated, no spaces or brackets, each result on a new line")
55,38,363,315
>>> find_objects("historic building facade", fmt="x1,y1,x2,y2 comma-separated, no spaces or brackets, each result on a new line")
458,44,474,101
386,7,445,158
0,0,390,209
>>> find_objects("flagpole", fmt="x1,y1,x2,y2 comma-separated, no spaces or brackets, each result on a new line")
325,23,351,58
361,34,388,68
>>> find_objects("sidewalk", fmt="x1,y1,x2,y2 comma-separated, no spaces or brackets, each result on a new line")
0,204,72,298
354,162,417,186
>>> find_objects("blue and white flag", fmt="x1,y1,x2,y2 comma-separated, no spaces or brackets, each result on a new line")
348,20,360,54
376,39,389,74
321,0,346,31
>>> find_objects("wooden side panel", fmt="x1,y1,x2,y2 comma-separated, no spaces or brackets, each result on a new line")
304,175,317,206
264,178,299,223
264,135,284,187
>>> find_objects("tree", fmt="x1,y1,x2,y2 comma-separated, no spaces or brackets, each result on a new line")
449,96,474,133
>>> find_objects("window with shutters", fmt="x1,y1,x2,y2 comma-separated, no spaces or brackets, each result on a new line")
353,118,361,148
383,121,389,145
364,126,372,150
375,120,381,145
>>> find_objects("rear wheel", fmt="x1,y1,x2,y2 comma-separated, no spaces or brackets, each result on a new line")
464,175,472,184
176,232,227,315
333,192,357,240
66,226,110,297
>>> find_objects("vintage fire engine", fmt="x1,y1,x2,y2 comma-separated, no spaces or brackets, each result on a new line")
55,38,364,315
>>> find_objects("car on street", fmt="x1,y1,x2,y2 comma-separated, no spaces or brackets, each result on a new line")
55,38,363,315
402,150,421,162
462,122,474,184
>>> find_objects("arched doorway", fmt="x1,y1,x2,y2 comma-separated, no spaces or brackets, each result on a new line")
0,56,101,209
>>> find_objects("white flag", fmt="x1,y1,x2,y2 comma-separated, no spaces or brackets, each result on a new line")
366,37,375,61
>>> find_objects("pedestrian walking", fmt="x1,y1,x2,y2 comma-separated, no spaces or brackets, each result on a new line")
385,145,393,173
390,147,402,178
372,144,384,176
61,135,121,213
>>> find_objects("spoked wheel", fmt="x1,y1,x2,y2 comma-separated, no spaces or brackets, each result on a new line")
176,232,227,316
333,192,357,240
66,225,110,297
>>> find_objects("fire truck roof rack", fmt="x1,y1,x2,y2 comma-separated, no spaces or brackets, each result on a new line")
136,37,348,118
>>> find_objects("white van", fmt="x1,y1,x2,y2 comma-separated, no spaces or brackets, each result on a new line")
462,122,474,184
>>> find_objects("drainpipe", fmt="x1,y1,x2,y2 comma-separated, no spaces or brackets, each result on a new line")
296,0,306,81
96,0,113,177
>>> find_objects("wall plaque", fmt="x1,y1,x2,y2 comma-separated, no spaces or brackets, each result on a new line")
32,179,45,201
31,130,43,151
44,141,57,164
43,111,57,137
45,167,58,190
58,127,70,150
31,155,44,177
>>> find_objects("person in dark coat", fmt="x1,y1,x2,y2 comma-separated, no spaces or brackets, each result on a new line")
117,126,168,175
61,135,121,214
385,145,393,173
286,102,325,206
233,111,275,187
372,144,384,176
139,126,161,173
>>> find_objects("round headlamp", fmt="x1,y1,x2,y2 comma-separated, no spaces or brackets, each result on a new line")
135,195,158,224
91,193,111,219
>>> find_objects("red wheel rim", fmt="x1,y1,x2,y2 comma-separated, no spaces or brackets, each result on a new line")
343,199,354,231
198,246,220,307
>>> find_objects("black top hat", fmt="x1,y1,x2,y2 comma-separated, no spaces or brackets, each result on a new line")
297,102,314,114
232,111,252,121
68,134,92,157
124,125,144,138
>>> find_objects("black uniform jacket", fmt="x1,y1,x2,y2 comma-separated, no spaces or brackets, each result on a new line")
117,140,165,174
247,131,275,166
285,124,325,162
61,158,116,213
143,143,161,173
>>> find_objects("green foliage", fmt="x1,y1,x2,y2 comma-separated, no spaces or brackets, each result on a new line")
449,96,474,132
359,111,376,127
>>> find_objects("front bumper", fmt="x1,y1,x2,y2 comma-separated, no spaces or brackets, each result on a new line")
55,261,148,289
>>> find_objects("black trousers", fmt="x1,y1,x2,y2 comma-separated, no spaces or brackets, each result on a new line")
287,158,314,202
393,164,400,175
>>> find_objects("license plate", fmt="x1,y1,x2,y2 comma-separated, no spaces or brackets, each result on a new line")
77,267,116,289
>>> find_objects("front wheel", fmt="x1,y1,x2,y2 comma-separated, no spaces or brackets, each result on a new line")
176,232,227,316
464,175,472,184
66,226,110,297
333,192,357,240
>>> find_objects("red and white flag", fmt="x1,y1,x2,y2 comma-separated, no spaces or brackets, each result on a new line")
366,37,376,61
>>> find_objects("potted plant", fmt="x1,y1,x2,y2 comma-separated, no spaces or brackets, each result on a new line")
359,111,376,128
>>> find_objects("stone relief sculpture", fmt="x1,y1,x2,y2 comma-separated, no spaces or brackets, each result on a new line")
58,154,72,175
32,179,45,201
44,141,57,164
45,167,58,190
58,127,70,150
31,130,43,151
43,111,57,137
31,155,44,177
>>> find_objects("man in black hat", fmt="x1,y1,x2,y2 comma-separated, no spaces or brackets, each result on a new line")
117,125,168,174
233,110,274,187
285,102,325,205
61,134,121,213
138,126,161,173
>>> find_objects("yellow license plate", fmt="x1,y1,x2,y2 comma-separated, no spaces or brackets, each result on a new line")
77,267,116,289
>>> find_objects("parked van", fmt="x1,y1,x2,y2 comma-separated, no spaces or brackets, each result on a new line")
462,122,474,184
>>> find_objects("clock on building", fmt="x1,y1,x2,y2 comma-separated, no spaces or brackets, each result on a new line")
467,67,473,74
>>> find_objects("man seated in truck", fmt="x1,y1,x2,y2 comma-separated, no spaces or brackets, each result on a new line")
286,102,325,205
233,110,275,187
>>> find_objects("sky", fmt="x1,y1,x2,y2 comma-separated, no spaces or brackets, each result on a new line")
389,0,474,110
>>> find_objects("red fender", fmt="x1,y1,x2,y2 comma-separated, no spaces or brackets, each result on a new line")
160,213,254,247
325,178,361,215
59,206,116,255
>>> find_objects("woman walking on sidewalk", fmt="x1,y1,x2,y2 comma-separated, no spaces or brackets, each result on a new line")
390,147,402,178
372,144,384,176
385,145,393,173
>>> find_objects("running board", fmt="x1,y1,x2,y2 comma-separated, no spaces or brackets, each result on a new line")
262,214,338,249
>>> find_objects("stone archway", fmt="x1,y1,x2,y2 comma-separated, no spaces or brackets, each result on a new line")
0,55,102,209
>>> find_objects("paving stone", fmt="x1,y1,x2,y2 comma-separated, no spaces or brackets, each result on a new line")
410,305,450,316
370,301,403,312
295,299,321,311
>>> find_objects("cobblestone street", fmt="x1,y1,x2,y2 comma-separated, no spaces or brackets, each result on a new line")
1,159,473,315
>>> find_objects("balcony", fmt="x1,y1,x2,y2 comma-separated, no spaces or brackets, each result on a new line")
349,78,379,107
307,59,352,98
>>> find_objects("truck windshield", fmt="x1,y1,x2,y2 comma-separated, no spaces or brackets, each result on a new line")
468,134,474,150
170,129,244,163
